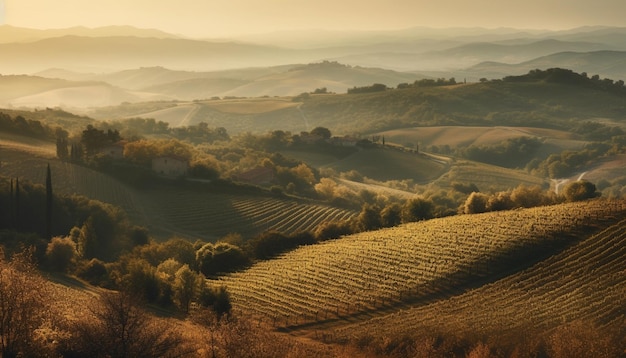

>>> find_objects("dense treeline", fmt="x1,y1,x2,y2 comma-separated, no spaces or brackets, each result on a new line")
503,67,626,93
0,112,66,140
0,176,136,261
0,174,235,322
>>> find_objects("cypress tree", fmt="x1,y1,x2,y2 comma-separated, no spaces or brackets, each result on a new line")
14,177,20,230
46,164,53,240
9,178,14,229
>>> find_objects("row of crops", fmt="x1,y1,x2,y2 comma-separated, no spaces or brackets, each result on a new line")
137,186,357,240
331,215,626,341
214,199,626,328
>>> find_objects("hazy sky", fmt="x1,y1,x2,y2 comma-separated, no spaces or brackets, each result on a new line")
3,0,626,38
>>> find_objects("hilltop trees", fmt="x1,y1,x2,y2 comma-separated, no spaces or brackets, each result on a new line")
81,124,121,156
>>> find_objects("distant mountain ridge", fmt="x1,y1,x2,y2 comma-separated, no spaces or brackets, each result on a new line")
0,24,182,43
2,25,626,75
1,62,422,107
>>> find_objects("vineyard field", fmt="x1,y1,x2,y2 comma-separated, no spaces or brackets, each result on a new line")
135,185,357,240
330,215,626,342
214,200,626,330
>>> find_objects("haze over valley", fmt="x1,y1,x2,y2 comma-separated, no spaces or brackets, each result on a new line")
1,1,625,357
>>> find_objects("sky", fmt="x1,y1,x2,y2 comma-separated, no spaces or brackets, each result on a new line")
2,0,626,38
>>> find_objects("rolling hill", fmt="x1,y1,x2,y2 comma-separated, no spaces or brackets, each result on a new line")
330,213,626,347
215,199,626,333
79,68,626,136
331,39,615,72
0,75,173,108
0,137,358,241
468,50,626,81
8,63,421,107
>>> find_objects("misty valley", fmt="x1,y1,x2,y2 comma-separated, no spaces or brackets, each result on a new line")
0,24,625,357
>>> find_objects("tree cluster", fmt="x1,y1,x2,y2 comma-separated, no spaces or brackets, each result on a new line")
0,112,61,140
348,83,388,94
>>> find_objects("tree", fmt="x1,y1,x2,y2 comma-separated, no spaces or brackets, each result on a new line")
380,203,402,227
45,236,77,272
56,137,68,159
463,192,489,214
65,290,186,357
45,164,52,240
0,249,49,357
14,178,20,230
78,217,98,259
356,204,382,231
401,198,434,222
310,126,332,140
81,125,109,156
563,180,598,202
173,265,201,313
196,242,248,277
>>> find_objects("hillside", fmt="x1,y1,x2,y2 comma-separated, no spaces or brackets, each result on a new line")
468,50,626,81
331,214,626,345
297,69,626,135
76,68,626,136
0,138,358,241
215,200,626,330
321,146,446,183
332,39,614,72
7,63,421,107
0,75,173,108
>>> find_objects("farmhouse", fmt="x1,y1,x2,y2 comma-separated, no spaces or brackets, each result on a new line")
233,166,275,185
152,155,189,177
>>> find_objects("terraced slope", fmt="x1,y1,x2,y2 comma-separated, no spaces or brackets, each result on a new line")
136,185,357,240
331,215,626,341
215,200,626,328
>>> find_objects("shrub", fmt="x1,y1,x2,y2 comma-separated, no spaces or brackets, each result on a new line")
196,242,249,277
563,180,598,202
61,291,185,357
76,258,109,285
401,198,434,222
314,220,354,241
45,236,77,272
463,192,489,214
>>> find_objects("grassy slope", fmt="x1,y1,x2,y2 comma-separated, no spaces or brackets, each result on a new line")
323,147,446,182
433,160,546,192
378,126,585,150
216,200,626,329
